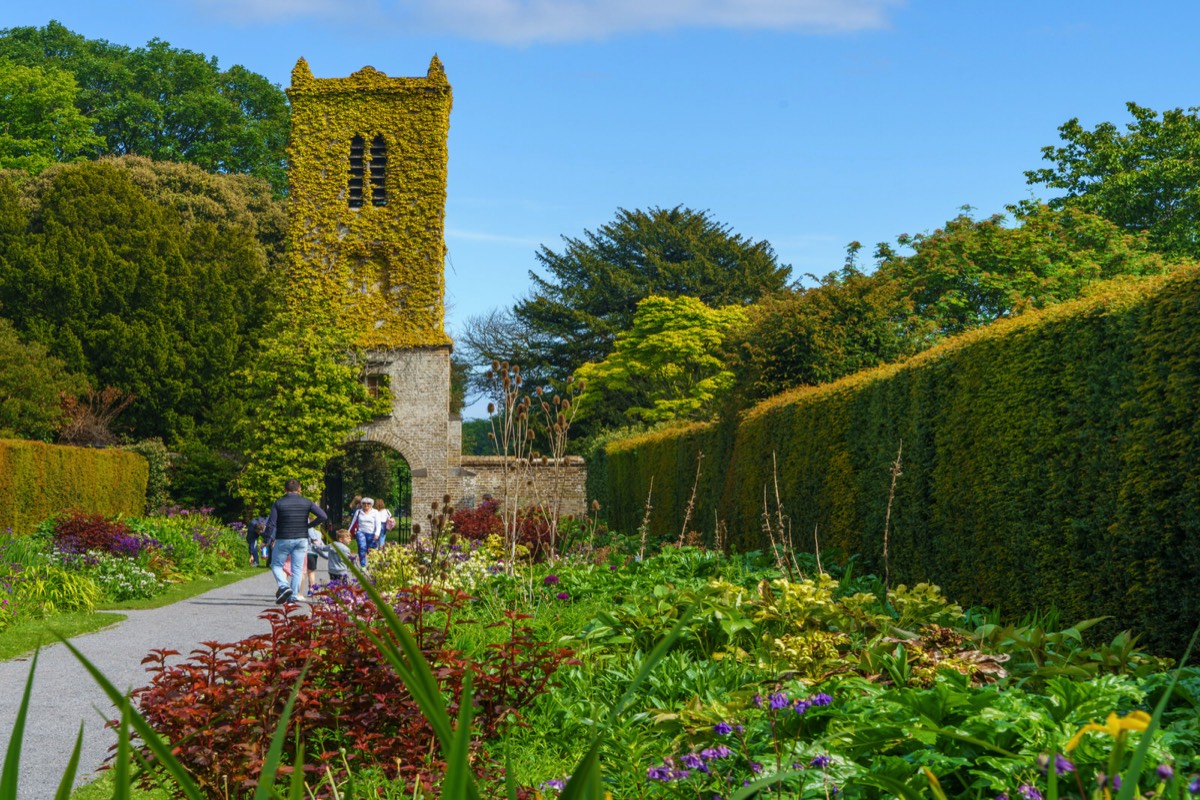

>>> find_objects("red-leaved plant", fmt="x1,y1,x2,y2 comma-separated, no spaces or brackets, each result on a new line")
50,511,157,559
451,498,505,540
129,584,573,798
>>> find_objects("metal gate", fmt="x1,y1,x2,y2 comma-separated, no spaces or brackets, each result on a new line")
323,443,412,543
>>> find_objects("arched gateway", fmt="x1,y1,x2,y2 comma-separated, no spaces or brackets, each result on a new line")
287,57,467,525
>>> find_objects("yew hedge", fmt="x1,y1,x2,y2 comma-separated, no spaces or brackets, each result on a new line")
599,267,1200,654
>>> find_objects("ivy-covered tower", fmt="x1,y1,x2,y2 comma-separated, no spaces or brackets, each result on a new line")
287,57,463,522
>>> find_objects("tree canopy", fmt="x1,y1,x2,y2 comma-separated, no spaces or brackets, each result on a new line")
872,204,1169,338
0,21,289,193
575,295,746,426
1026,102,1200,261
0,317,86,440
507,206,791,385
0,158,284,445
0,57,102,172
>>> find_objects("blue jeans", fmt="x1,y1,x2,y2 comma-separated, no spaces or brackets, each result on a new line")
270,538,307,596
355,530,380,566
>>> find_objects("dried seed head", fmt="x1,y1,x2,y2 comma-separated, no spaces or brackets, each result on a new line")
487,402,496,414
592,499,601,511
562,399,571,411
567,375,574,384
513,365,521,375
432,501,440,510
413,523,421,535
526,429,535,440
491,359,500,372
535,386,543,397
578,380,586,391
443,494,451,505
541,401,550,413
502,376,511,390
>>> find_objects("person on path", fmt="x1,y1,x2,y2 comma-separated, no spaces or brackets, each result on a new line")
350,496,382,566
376,499,395,548
247,514,269,566
311,528,355,583
265,479,327,604
305,526,323,595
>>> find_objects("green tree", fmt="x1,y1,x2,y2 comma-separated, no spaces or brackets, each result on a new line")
510,206,791,385
0,21,289,193
1026,102,1200,260
0,57,101,172
730,257,925,404
0,160,282,444
575,295,746,425
233,321,380,512
0,317,86,440
872,204,1169,338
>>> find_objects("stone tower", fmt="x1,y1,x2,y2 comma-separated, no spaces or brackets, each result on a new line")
287,57,462,525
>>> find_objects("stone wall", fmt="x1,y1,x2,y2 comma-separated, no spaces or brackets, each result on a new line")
459,456,589,518
355,346,462,519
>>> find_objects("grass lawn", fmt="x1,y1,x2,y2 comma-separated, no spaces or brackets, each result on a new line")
0,566,258,662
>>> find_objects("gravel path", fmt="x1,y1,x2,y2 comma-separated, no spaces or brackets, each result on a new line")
0,567,307,799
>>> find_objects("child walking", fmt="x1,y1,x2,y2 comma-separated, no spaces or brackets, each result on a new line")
310,528,355,584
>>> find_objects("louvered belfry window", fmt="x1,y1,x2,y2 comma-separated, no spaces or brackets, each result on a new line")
348,134,387,208
370,135,387,206
348,135,365,208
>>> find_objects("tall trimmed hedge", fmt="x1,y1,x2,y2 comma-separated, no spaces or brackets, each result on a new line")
601,268,1200,654
0,439,148,532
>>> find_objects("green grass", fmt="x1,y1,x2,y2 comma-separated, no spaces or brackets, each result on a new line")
0,611,126,662
0,567,259,662
71,770,174,799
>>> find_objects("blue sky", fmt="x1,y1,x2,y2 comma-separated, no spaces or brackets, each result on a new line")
6,1,1199,414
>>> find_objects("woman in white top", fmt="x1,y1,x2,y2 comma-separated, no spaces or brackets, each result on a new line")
349,497,382,567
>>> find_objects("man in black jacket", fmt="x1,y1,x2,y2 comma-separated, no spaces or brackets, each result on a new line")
265,479,328,604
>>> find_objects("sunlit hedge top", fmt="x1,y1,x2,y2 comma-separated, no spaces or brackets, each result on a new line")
286,57,452,349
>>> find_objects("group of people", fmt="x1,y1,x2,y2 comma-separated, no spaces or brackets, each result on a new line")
250,480,397,605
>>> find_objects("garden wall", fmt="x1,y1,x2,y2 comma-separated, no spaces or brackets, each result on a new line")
0,440,148,532
599,268,1200,654
460,456,588,517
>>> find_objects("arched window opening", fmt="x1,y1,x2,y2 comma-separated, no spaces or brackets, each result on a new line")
348,135,365,208
370,135,388,206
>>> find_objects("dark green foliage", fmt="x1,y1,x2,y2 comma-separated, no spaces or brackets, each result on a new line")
873,205,1169,338
0,160,282,446
0,318,86,441
598,268,1200,655
1027,102,1200,260
0,439,148,532
461,418,494,456
511,205,791,387
123,438,172,511
168,440,243,520
0,21,290,194
730,263,924,405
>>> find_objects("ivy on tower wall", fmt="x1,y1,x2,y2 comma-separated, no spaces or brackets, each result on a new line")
286,57,452,348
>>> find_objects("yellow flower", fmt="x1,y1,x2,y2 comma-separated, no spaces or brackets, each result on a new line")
1065,711,1151,751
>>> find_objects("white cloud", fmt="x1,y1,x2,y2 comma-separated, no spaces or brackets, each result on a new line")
192,0,903,44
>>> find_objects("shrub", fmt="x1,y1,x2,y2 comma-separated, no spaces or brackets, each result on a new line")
132,584,573,796
85,553,162,601
45,511,159,559
128,516,243,579
450,498,504,540
5,562,100,617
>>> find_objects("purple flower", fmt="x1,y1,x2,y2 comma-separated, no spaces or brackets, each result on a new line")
753,694,763,708
1018,785,1043,800
1188,775,1200,794
609,564,618,570
996,795,1009,800
750,762,762,774
1112,775,1122,791
700,745,731,760
1055,754,1075,777
1157,764,1174,782
556,591,570,600
680,753,705,770
810,755,831,769
794,699,811,714
713,722,733,735
540,779,566,791
809,693,833,706
768,692,789,710
543,574,559,585
647,766,673,782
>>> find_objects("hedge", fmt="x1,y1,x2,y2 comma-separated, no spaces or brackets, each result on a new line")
0,439,148,533
601,268,1200,654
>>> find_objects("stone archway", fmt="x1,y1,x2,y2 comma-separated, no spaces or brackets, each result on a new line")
323,440,413,543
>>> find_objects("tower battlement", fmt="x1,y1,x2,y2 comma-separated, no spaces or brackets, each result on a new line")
286,58,452,349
